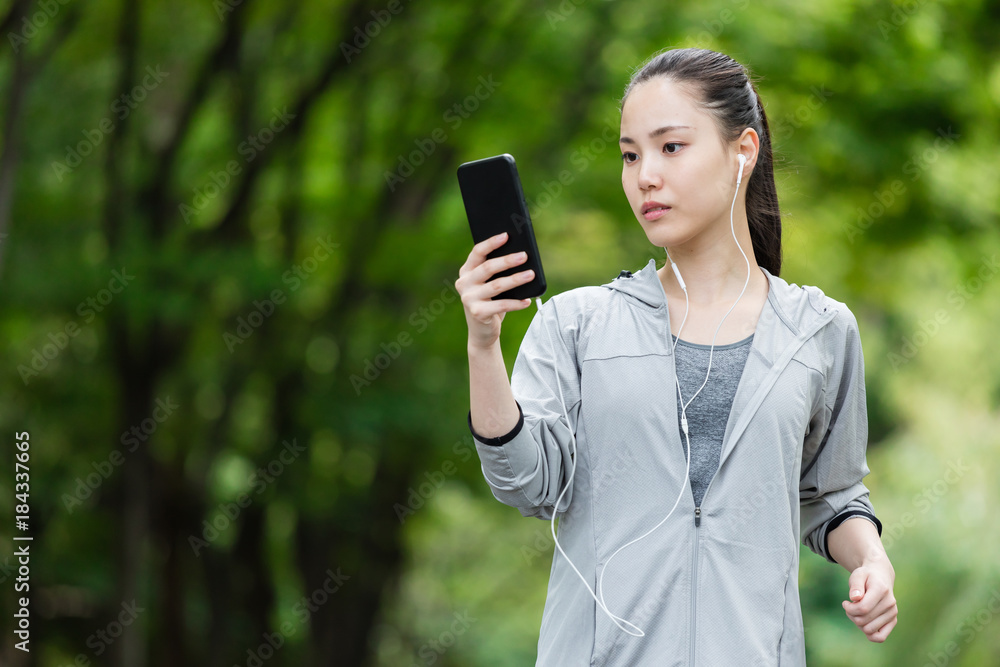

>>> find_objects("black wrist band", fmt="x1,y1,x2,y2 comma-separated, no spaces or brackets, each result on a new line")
468,402,524,446
825,510,883,563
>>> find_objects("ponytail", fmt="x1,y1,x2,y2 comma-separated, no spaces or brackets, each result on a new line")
745,88,782,276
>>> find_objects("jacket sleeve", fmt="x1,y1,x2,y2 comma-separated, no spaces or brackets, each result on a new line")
800,305,882,564
468,296,582,520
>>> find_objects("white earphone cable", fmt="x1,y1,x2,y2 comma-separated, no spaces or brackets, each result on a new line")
534,297,646,636
673,154,752,418
532,154,750,638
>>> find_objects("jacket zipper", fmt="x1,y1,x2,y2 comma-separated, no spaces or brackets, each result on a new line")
684,310,838,666
657,273,836,666
690,506,701,666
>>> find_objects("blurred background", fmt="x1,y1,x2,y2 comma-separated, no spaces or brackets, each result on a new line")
0,0,998,665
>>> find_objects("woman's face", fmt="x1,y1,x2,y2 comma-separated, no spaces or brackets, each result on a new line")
620,77,740,250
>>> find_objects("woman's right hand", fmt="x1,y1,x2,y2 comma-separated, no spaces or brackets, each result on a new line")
456,232,536,350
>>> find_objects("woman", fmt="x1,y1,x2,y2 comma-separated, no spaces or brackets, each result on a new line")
456,47,897,666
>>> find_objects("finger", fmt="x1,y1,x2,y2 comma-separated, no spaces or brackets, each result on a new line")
466,271,536,311
862,606,898,636
845,583,894,620
474,231,510,255
843,581,879,617
845,602,880,625
458,243,525,299
846,569,868,604
460,251,528,290
466,296,533,321
843,598,867,616
480,269,535,298
867,616,898,643
847,593,894,624
473,252,528,284
459,232,508,278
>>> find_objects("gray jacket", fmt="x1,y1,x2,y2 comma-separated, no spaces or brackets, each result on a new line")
471,258,881,666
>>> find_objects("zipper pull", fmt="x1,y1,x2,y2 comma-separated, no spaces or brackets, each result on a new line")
694,507,701,527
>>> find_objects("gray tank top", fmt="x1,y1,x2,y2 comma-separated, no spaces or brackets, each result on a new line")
671,332,755,508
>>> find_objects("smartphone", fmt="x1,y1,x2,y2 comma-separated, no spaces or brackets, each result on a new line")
457,154,547,300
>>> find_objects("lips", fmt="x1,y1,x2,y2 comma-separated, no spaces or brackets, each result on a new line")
641,201,671,221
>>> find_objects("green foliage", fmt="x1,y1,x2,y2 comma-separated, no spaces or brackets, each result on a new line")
0,0,997,665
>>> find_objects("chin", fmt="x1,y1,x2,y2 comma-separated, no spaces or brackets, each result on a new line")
638,219,685,249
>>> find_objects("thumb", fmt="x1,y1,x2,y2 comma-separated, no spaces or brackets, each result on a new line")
847,568,868,602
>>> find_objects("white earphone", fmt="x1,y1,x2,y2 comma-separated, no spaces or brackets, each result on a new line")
668,151,750,434
533,149,753,638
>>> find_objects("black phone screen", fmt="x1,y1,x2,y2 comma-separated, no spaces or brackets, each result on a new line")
457,154,547,300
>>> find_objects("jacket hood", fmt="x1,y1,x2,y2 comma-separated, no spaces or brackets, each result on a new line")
602,257,836,337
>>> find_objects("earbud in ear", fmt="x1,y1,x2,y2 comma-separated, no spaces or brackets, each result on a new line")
736,154,746,186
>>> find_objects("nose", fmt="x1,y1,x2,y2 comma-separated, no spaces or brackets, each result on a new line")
637,158,662,191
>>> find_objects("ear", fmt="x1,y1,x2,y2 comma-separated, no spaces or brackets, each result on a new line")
736,127,761,177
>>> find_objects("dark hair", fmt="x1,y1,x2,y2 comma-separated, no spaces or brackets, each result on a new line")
621,48,782,276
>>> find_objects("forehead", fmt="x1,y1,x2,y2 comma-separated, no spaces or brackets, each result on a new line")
620,77,708,134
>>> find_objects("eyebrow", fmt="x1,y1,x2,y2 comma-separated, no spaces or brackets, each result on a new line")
619,125,694,144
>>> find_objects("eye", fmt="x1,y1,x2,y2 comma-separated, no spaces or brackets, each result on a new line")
664,142,683,154
621,152,638,164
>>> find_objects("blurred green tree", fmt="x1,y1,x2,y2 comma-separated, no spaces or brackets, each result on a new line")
0,0,997,666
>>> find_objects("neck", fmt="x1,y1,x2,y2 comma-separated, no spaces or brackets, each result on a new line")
658,211,761,305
